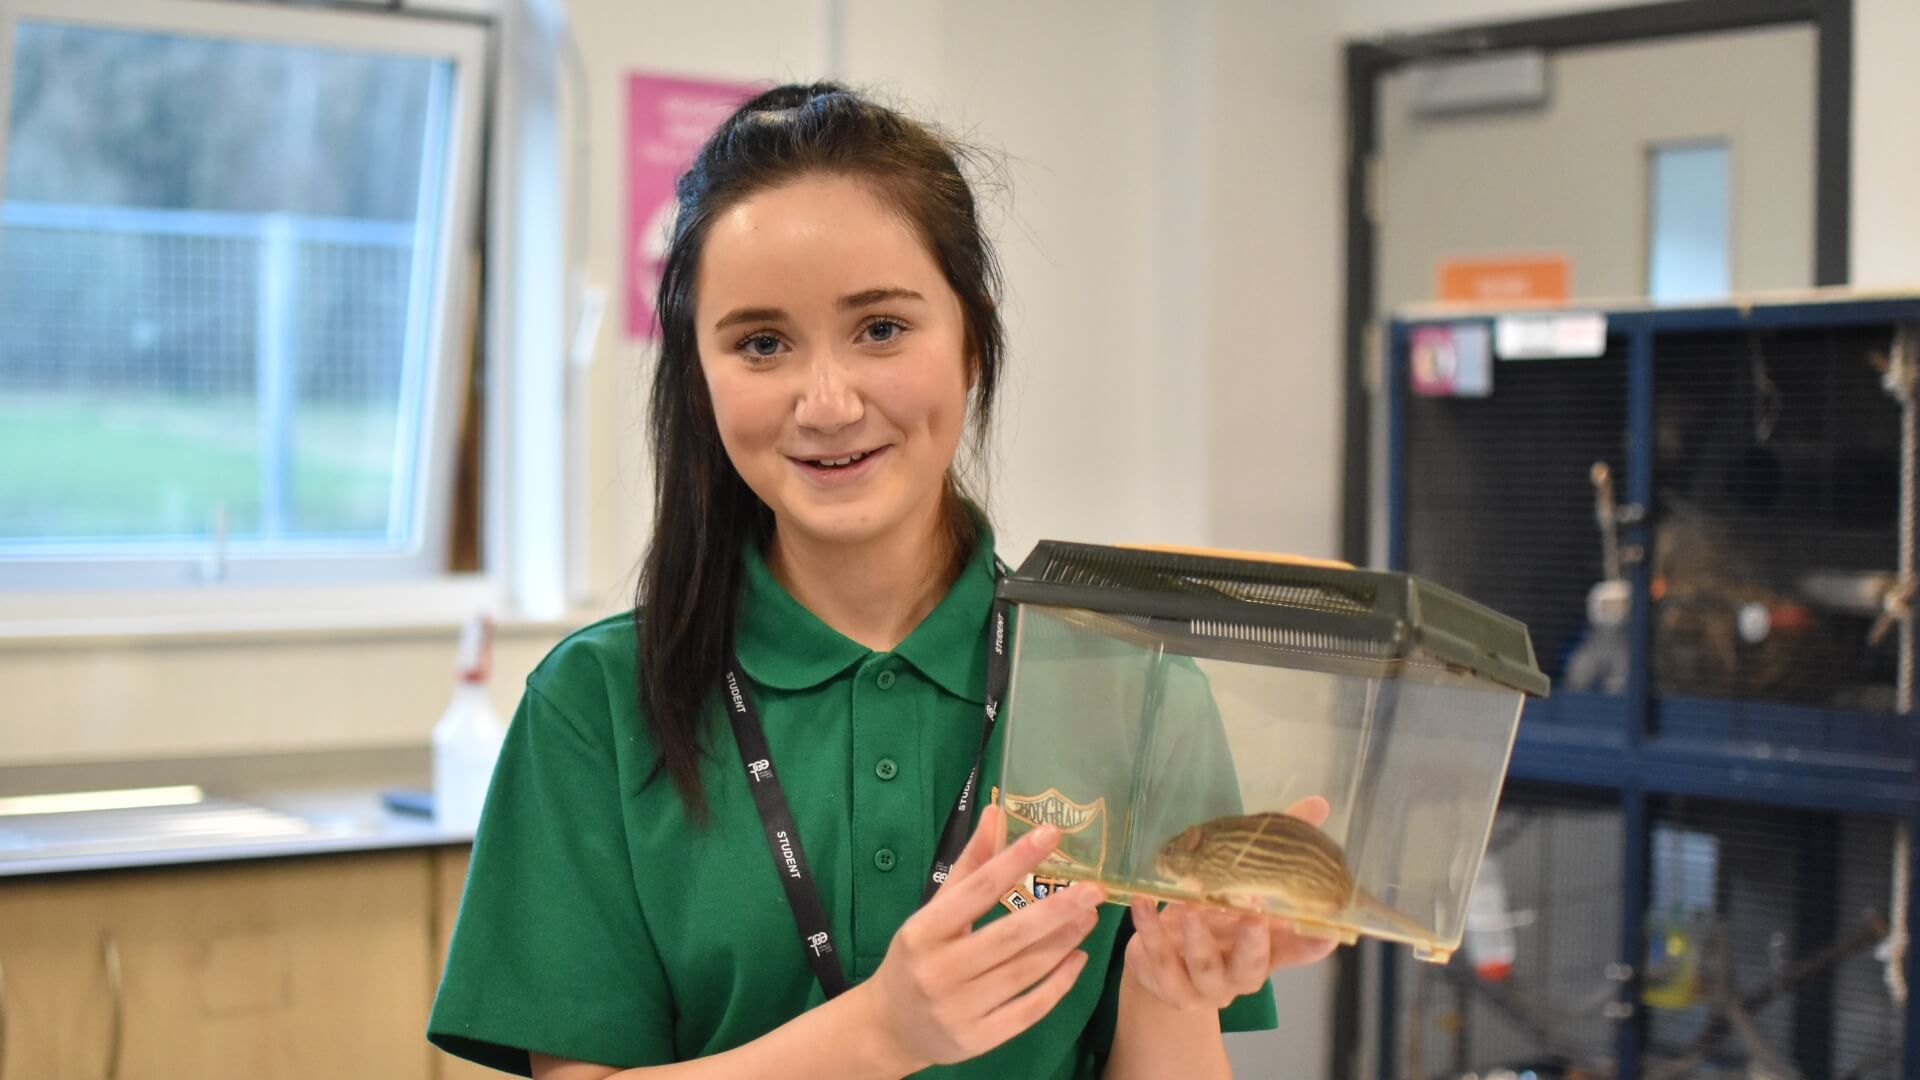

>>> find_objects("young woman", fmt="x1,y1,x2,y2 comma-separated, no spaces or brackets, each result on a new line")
429,82,1336,1080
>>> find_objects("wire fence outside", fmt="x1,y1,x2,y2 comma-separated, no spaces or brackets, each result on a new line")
0,201,418,545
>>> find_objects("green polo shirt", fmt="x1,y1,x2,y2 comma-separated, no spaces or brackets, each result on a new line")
428,530,1277,1076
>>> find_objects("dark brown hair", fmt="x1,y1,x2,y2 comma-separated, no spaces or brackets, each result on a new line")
636,82,1006,816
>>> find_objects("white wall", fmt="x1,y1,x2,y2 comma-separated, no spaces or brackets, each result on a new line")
1193,3,1344,556
1849,0,1920,288
1340,0,1920,288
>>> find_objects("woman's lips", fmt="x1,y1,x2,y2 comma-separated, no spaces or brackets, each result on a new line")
789,445,889,486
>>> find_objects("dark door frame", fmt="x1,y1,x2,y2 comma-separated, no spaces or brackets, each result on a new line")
1334,8,1853,1078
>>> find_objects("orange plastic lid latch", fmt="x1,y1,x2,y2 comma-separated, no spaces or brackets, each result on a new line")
1113,543,1356,571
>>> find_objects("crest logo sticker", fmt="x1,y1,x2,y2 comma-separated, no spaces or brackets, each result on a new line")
1003,788,1107,874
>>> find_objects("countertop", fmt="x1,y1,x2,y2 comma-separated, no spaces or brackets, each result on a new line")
0,746,473,879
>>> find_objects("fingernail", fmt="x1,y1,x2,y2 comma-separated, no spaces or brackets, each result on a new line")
1031,824,1060,847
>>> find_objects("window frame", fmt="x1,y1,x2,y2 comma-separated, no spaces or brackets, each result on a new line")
1645,138,1735,304
0,0,534,636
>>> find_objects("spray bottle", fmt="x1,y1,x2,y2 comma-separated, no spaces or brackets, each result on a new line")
433,612,506,835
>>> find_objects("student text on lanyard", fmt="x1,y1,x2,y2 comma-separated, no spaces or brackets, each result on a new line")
722,588,1011,999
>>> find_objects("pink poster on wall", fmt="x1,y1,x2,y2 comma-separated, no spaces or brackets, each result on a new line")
626,73,761,339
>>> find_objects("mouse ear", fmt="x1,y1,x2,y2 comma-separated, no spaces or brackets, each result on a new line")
1175,826,1205,853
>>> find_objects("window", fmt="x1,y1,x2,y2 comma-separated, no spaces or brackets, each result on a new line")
0,0,488,594
1646,141,1732,304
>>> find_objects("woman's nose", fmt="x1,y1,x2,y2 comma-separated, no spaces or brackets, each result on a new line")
793,351,864,433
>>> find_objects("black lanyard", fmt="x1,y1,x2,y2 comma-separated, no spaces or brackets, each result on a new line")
723,585,1011,1000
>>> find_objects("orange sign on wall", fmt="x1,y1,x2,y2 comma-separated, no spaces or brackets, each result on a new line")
1436,254,1571,304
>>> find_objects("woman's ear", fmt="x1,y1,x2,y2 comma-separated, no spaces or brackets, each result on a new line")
962,318,986,393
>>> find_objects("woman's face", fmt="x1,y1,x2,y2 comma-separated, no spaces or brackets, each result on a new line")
695,175,971,552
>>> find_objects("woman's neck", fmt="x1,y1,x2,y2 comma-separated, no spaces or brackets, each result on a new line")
766,501,959,653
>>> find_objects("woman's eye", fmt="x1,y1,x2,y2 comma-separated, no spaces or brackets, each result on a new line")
740,333,782,359
863,319,906,344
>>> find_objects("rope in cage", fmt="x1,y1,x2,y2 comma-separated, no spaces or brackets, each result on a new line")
1887,829,1911,1006
1873,325,1918,1005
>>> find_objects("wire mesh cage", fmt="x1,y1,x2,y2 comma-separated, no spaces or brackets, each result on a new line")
1396,786,1625,1080
1386,297,1920,1080
1649,326,1909,752
1400,313,1920,767
1639,796,1904,1080
1401,333,1632,738
0,209,419,544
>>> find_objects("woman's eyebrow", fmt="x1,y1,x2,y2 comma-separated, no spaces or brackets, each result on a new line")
712,289,925,333
838,287,925,310
713,306,786,332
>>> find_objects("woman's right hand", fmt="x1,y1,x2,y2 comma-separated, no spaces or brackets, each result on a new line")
856,804,1108,1074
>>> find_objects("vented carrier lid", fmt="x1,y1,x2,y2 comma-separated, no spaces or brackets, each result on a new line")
997,541,1549,697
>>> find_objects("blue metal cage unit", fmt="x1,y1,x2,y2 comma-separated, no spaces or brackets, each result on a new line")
1382,293,1920,1080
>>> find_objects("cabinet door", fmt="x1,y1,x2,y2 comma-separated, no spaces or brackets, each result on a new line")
0,877,118,1080
0,853,439,1080
106,852,437,1080
430,847,497,1080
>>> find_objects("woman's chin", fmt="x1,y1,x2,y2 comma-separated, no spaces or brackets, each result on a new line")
770,493,943,553
772,502,893,549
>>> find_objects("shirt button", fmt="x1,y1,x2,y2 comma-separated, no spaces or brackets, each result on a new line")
876,670,897,690
873,848,897,872
875,758,899,781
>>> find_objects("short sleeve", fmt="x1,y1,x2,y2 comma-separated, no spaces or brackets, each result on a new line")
1151,658,1249,825
428,683,676,1074
1218,976,1280,1032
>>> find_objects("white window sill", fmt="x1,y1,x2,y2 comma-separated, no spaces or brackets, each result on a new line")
0,577,601,648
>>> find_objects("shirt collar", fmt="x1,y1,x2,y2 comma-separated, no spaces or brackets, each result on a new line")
894,530,998,704
735,524,1000,703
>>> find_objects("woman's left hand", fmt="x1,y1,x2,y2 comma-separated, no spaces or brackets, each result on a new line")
1121,797,1342,1011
